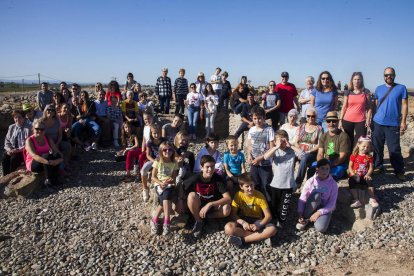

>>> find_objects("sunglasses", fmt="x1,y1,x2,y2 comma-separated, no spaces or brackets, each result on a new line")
190,86,196,88
321,77,330,81
307,115,316,118
35,127,45,131
269,84,275,87
326,120,337,124
384,74,394,78
162,148,174,153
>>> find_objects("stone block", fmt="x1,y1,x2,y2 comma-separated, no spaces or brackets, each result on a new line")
0,169,41,198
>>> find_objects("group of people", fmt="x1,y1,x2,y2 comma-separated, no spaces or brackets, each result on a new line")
1,66,408,247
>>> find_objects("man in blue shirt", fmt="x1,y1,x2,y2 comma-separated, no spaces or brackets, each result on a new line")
372,67,408,180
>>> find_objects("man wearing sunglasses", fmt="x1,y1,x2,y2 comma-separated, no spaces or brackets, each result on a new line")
372,67,408,181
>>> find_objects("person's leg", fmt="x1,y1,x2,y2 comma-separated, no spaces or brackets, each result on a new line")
384,125,405,174
187,107,194,135
138,151,147,170
152,205,163,222
341,119,355,148
210,112,216,134
235,122,249,138
2,154,12,176
354,120,367,146
269,110,280,131
112,121,120,144
163,199,171,222
174,94,180,115
314,212,332,233
59,141,72,168
224,221,277,243
372,122,386,169
207,204,231,218
126,148,142,175
270,186,282,219
303,192,322,219
295,152,316,187
87,120,102,141
158,95,165,113
278,188,293,223
205,112,211,136
9,152,24,173
329,163,348,180
306,161,317,180
279,113,287,125
187,192,202,221
165,96,171,114
193,109,200,137
140,161,153,190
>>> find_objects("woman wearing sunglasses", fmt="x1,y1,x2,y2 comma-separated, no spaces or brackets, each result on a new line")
24,118,63,187
293,108,323,188
310,71,338,131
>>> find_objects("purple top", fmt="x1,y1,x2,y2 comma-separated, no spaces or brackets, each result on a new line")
297,174,338,216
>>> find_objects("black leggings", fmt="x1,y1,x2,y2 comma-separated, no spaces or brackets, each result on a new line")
342,119,366,148
31,153,60,184
269,187,293,224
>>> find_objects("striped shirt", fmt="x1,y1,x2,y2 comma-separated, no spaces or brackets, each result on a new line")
155,76,172,97
174,77,189,96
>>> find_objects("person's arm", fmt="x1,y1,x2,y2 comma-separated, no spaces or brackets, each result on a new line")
263,145,279,160
401,98,408,133
270,99,281,112
316,147,324,161
294,96,300,111
365,96,372,128
259,207,273,227
331,152,347,167
210,191,232,207
223,163,233,178
161,126,167,139
146,145,156,162
310,95,315,108
4,126,14,153
141,135,147,152
348,160,355,177
130,135,139,150
338,95,348,129
48,136,63,157
241,162,246,174
56,123,63,146
364,160,374,181
332,95,339,110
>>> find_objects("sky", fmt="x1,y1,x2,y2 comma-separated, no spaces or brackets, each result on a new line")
1,0,414,90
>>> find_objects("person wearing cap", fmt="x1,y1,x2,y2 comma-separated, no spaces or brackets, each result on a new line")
155,67,172,114
210,67,222,107
22,102,42,126
2,110,32,176
195,72,208,96
372,67,408,181
310,111,350,180
234,92,258,138
37,82,54,112
275,72,299,124
310,71,338,131
280,109,300,145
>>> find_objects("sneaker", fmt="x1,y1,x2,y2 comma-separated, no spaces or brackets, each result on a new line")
396,173,406,181
296,220,309,231
150,219,158,235
44,178,52,187
84,145,92,152
192,220,204,238
373,167,384,175
264,238,272,247
369,198,379,208
350,200,363,208
162,224,170,236
142,189,149,202
227,235,243,248
91,142,97,150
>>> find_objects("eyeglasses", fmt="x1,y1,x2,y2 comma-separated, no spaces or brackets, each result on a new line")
162,148,174,153
269,84,275,87
307,115,316,118
384,74,394,78
321,77,330,81
35,128,45,131
326,120,337,124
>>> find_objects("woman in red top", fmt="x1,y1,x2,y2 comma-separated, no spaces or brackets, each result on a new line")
339,72,372,147
105,80,122,106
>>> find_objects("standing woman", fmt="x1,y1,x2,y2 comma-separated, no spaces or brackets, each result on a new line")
106,81,122,107
185,83,204,140
339,72,372,147
310,71,338,131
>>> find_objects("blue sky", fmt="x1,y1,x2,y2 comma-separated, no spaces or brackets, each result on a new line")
1,0,413,90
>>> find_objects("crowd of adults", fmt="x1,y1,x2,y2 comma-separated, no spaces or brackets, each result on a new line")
1,66,408,242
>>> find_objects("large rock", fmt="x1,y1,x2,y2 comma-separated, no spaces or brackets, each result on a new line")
0,169,41,198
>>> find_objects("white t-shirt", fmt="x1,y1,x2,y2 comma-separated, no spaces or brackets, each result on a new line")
205,95,219,113
210,74,222,90
143,125,151,143
247,125,274,166
280,124,299,145
186,92,204,107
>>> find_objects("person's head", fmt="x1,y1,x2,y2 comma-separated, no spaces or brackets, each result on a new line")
349,72,365,91
171,114,184,128
275,129,289,149
251,106,265,127
197,72,205,82
127,72,134,80
205,83,214,95
150,124,162,141
71,83,79,96
98,90,106,101
225,135,239,153
143,110,153,126
189,82,196,92
268,80,276,92
241,76,247,84
95,82,103,92
222,71,228,80
174,131,189,149
22,103,33,116
43,104,57,119
126,91,134,100
237,83,245,93
33,118,46,137
305,108,317,125
316,158,330,180
238,173,255,196
215,67,222,75
133,83,141,92
179,68,185,78
109,80,120,92
205,133,219,150
139,92,147,102
110,96,119,107
62,88,71,100
41,82,48,91
53,92,65,105
325,111,339,133
287,109,299,125
384,67,396,86
59,82,67,91
161,67,168,77
72,95,80,106
353,136,372,156
158,141,176,163
200,155,216,178
12,110,25,126
316,71,337,92
60,103,70,115
80,90,89,103
305,76,315,89
281,71,289,84
122,121,132,136
247,92,255,104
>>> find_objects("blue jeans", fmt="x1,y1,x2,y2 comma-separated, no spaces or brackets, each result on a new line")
303,192,332,233
295,152,317,187
158,95,171,114
187,106,200,135
72,118,101,139
372,122,404,174
250,165,273,201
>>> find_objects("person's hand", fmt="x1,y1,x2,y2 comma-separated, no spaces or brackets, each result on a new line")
248,122,254,128
250,223,258,232
199,203,212,219
365,119,371,128
338,120,343,130
309,211,321,222
298,217,305,224
49,158,63,166
364,174,372,181
283,138,291,148
251,156,263,166
400,121,407,135
241,221,252,231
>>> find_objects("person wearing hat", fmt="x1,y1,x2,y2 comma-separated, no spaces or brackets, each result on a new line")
155,67,172,114
195,72,208,96
22,102,42,126
234,92,258,138
2,109,32,176
309,111,350,180
275,72,299,124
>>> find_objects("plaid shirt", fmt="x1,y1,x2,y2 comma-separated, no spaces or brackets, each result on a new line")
155,76,172,97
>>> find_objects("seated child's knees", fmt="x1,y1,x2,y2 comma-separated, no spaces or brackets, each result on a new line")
224,222,236,235
314,222,329,233
267,225,278,237
222,204,231,217
187,192,197,203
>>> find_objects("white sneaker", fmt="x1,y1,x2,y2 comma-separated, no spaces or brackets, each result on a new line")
142,189,149,202
91,142,97,150
350,200,362,208
369,198,379,208
296,220,309,231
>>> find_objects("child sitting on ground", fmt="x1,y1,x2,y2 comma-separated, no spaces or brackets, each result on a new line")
296,158,338,233
348,136,379,208
150,141,179,236
162,114,184,143
183,155,231,238
224,173,277,247
223,135,246,193
264,129,300,227
116,121,141,182
193,134,223,176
